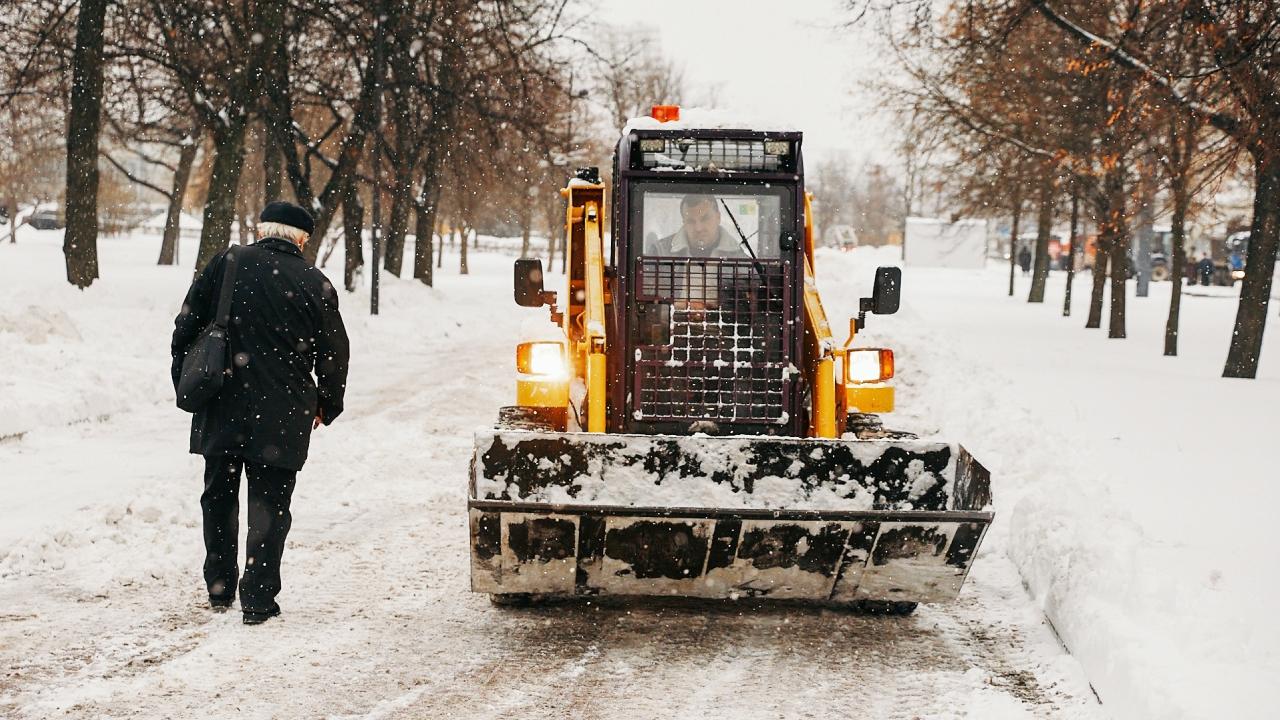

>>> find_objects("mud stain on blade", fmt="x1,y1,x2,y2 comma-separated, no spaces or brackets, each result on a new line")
856,522,970,603
597,517,717,595
498,513,579,594
706,520,855,599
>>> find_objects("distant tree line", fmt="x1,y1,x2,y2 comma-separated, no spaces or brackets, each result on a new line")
850,0,1280,379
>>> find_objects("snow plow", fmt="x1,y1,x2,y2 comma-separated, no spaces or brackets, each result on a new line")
470,106,992,613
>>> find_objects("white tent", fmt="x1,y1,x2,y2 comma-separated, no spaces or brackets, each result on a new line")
903,217,988,269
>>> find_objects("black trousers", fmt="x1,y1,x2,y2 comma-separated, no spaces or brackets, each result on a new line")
201,455,297,613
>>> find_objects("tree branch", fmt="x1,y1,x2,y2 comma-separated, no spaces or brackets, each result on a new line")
1030,0,1242,138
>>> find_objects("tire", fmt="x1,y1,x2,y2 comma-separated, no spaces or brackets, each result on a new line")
496,406,558,432
1151,265,1170,282
846,413,918,441
489,593,554,607
848,600,918,616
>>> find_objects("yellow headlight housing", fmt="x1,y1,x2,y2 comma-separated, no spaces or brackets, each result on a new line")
847,348,894,384
516,341,566,377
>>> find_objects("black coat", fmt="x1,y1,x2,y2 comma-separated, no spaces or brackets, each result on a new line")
171,238,349,471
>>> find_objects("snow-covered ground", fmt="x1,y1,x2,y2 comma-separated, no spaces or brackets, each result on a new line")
820,247,1279,720
0,226,1271,718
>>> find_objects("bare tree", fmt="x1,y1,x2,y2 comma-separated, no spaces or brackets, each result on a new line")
594,26,685,132
1027,0,1280,375
62,0,109,287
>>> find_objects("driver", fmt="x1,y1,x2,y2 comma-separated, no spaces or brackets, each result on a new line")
652,194,745,258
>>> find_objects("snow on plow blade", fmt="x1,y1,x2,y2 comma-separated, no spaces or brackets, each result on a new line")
469,429,992,604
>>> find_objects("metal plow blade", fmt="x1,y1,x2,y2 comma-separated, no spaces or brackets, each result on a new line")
469,429,993,605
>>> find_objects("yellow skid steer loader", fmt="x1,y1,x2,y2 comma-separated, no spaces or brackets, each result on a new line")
469,107,992,614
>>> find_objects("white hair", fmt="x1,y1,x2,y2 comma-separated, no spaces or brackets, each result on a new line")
257,221,310,247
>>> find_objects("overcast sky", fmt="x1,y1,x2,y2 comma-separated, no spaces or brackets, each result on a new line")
593,0,896,168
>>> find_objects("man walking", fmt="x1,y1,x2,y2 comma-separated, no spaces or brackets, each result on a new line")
171,201,349,625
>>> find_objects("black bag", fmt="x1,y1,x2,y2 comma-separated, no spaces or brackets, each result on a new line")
176,248,240,412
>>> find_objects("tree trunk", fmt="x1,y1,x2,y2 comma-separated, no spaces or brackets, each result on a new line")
1165,182,1189,356
1223,153,1280,378
413,180,440,283
437,222,445,268
1086,240,1109,329
1104,167,1128,339
263,129,284,204
1007,198,1022,297
158,132,199,265
413,205,434,287
62,0,108,288
459,224,469,275
1028,172,1055,303
1063,186,1080,316
384,180,410,277
341,174,364,292
264,22,381,268
236,179,251,245
195,121,249,273
520,190,533,258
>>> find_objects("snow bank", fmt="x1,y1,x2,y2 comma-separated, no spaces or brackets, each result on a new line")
0,228,191,439
816,247,1279,719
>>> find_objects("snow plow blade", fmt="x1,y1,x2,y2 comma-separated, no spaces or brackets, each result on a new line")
469,429,992,605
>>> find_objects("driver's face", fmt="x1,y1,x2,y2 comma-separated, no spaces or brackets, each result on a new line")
681,200,721,252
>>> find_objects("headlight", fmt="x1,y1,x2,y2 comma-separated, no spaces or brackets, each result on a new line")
847,348,894,383
1232,270,1246,280
517,341,566,377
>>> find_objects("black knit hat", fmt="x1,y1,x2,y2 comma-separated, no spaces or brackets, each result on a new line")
259,201,315,234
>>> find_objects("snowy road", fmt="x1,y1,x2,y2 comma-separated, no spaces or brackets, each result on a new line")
0,245,1105,719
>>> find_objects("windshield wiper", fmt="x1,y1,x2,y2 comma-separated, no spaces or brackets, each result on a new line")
719,199,768,282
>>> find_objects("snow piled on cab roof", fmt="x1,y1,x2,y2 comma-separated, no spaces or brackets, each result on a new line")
623,106,800,134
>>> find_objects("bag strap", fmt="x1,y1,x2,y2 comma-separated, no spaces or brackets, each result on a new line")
213,247,239,329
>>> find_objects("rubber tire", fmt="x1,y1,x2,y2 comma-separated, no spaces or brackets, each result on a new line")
489,593,557,607
1151,265,1170,282
849,600,918,616
846,414,919,441
496,406,554,432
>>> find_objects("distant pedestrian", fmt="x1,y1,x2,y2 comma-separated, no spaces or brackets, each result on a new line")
170,201,349,625
1196,255,1215,286
1017,245,1032,275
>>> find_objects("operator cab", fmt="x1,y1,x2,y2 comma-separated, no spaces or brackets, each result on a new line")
610,107,806,437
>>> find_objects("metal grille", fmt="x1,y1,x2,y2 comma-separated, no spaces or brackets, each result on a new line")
632,258,790,424
635,138,792,172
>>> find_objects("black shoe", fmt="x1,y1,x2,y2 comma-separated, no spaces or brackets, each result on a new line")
209,596,234,612
242,608,281,625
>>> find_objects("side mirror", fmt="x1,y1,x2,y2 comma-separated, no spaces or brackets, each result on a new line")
514,258,545,307
870,266,901,314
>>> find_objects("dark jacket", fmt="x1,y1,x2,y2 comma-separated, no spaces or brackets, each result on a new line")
170,238,349,471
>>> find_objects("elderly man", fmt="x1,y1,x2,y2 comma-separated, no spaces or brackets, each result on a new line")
170,201,349,625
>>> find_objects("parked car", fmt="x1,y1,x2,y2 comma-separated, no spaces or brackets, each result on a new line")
27,208,63,230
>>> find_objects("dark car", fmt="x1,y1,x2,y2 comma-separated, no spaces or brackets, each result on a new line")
28,209,63,230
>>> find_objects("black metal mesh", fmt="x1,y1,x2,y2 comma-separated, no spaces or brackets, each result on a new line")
632,258,790,424
635,138,792,172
